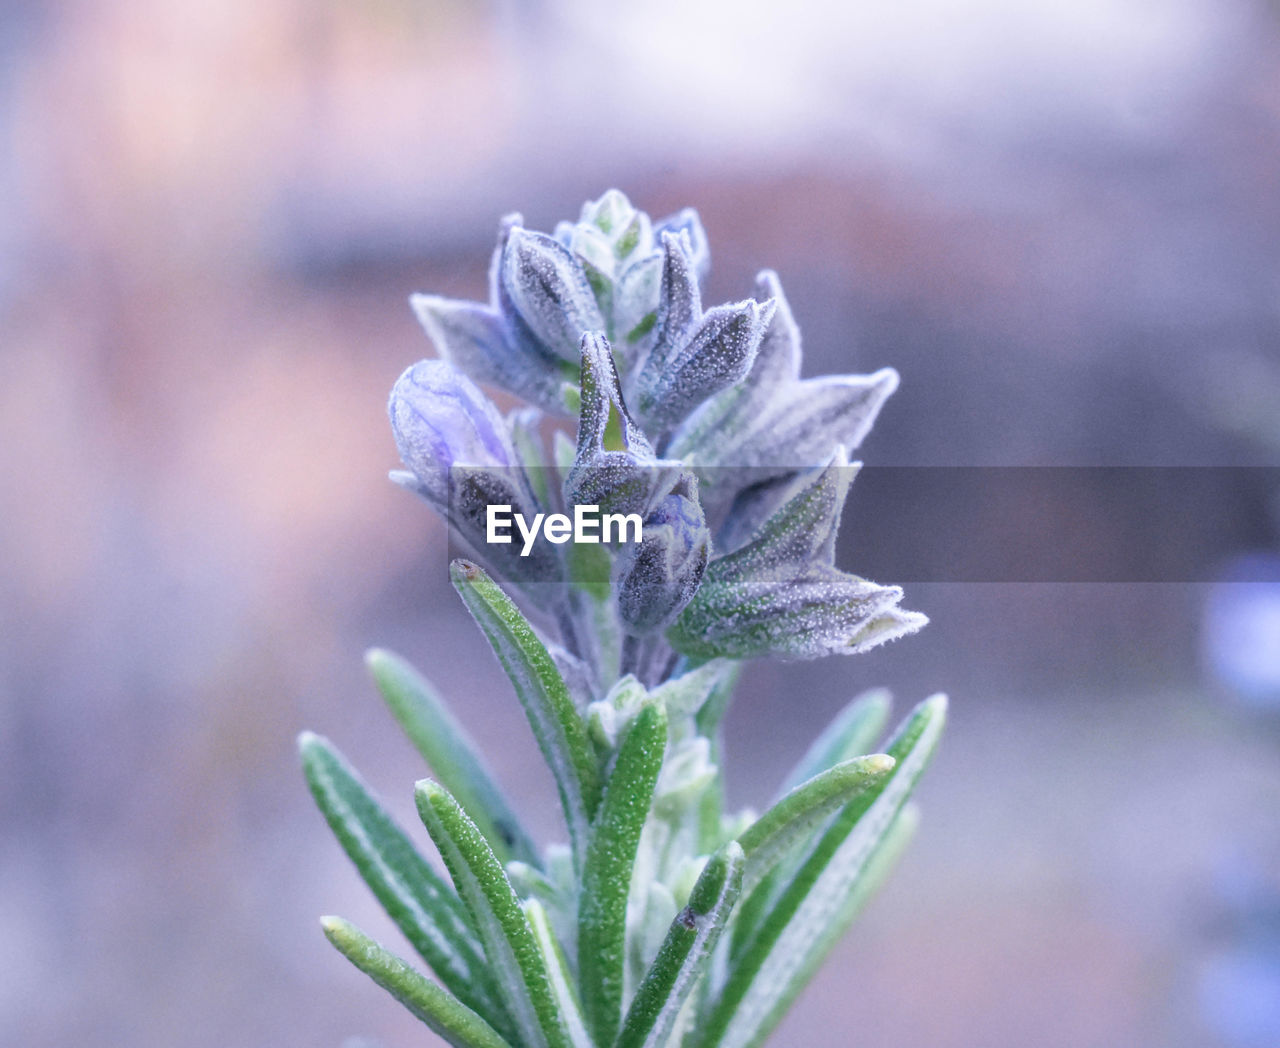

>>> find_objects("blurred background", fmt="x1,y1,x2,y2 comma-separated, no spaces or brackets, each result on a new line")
4,0,1280,1044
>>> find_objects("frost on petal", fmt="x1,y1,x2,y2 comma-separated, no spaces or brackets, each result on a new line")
645,232,702,367
634,297,775,433
665,270,800,458
716,449,858,559
570,224,618,316
679,367,900,507
668,266,896,504
577,190,654,263
581,190,631,237
742,369,899,466
740,270,802,387
612,251,664,366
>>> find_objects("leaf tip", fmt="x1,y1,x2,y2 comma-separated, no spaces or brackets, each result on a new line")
450,558,483,584
865,752,896,775
414,777,447,806
923,693,948,718
297,729,324,756
871,366,901,397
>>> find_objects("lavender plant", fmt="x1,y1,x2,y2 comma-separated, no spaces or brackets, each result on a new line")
300,190,946,1048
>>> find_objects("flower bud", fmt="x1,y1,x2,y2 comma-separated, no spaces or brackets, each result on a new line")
500,227,605,364
630,232,775,432
389,359,560,591
615,477,711,635
388,359,513,503
576,189,654,263
565,332,682,519
637,296,776,432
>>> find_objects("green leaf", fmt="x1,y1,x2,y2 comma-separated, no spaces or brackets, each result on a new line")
524,900,594,1048
298,732,499,1020
729,692,892,959
821,801,920,962
451,560,602,870
366,647,539,867
416,779,573,1048
778,689,891,794
578,701,668,1047
321,916,513,1048
615,842,745,1048
736,753,896,898
720,806,919,1048
696,694,946,1048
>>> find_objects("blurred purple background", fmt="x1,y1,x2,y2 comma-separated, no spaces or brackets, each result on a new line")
4,0,1280,1045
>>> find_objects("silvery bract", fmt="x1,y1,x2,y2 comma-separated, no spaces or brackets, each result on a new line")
667,449,928,659
310,190,945,1048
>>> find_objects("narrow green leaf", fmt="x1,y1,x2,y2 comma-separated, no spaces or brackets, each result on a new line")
451,560,602,870
321,916,513,1048
736,753,896,898
729,691,891,958
778,689,891,794
417,779,572,1048
615,842,744,1048
578,702,668,1047
298,732,499,1020
524,900,594,1048
366,647,539,867
815,802,920,966
718,804,919,1048
697,694,946,1048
